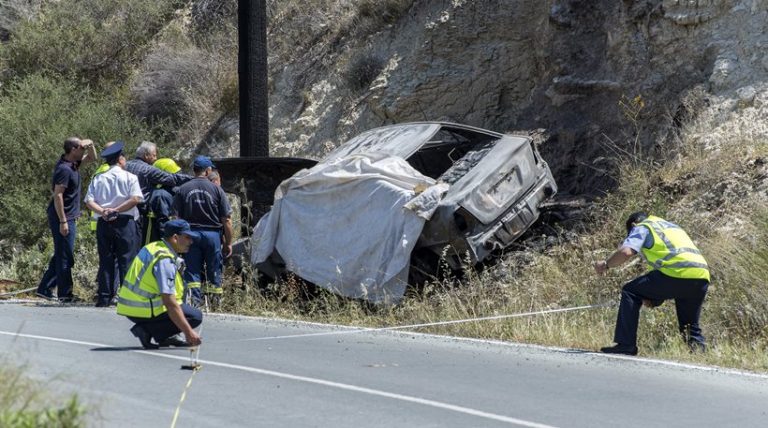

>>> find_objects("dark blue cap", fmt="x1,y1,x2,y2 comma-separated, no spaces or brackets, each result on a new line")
193,155,215,169
163,219,199,239
100,140,125,159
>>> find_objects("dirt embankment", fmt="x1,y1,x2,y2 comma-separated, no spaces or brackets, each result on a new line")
253,0,768,197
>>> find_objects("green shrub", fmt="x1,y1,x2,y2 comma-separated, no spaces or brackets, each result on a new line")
1,0,180,85
0,362,86,427
357,0,413,25
0,74,152,246
346,51,386,91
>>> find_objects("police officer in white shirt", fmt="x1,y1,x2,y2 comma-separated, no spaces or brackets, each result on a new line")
85,141,143,307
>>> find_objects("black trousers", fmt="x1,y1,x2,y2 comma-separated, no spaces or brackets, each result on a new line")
614,270,709,347
128,303,203,343
96,216,140,304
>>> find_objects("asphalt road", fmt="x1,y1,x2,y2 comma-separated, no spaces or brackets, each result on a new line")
1,302,766,428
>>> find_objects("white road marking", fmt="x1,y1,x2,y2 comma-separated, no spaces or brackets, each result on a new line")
0,330,559,428
204,312,768,380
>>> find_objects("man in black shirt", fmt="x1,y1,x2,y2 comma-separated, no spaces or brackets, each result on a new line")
36,137,97,302
173,156,233,306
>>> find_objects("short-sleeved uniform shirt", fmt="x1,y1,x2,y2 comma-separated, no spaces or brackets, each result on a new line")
621,225,654,256
84,166,144,220
173,178,232,229
153,241,181,295
48,156,82,220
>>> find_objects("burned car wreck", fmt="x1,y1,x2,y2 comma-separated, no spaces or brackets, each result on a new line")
246,122,557,303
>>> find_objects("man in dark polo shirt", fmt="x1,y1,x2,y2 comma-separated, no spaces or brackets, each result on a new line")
173,156,233,307
36,137,98,302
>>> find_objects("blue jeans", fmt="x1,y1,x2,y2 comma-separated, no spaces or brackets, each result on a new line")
614,270,709,347
37,213,77,299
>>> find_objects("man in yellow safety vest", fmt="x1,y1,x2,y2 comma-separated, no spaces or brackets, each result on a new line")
594,212,710,355
117,219,203,349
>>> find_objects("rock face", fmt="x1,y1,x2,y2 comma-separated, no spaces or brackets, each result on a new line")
264,0,768,195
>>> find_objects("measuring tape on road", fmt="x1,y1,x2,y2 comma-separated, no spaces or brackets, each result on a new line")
170,324,204,428
211,301,617,344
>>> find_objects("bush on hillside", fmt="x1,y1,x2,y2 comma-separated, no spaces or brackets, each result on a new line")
130,39,238,123
0,0,44,42
190,0,237,39
0,0,181,85
357,0,414,25
0,74,153,246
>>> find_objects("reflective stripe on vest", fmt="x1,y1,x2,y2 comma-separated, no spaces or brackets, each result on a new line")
116,241,183,318
639,216,710,281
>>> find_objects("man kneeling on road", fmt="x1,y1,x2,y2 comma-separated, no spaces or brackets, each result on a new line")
117,219,203,349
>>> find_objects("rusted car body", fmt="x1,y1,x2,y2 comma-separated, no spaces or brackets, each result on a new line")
321,122,557,276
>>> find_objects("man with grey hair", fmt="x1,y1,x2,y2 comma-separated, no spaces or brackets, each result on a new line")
125,141,192,246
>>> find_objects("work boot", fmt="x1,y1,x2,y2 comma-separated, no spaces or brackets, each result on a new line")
158,334,190,347
130,325,159,349
600,344,638,356
688,341,706,353
35,291,54,300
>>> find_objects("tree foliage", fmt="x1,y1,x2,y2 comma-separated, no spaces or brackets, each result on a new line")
1,0,181,85
0,74,152,245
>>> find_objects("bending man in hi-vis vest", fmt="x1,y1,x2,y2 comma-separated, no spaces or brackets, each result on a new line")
594,212,710,355
117,219,203,349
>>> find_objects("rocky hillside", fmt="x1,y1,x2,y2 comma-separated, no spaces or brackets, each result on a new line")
253,0,768,197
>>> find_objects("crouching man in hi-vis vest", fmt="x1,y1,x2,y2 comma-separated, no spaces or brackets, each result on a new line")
594,212,710,356
117,219,203,349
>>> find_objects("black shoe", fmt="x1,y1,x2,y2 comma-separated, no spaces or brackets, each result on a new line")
130,325,159,349
158,335,190,347
600,344,638,356
688,341,706,353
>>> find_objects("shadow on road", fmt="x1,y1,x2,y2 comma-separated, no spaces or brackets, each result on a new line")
90,346,144,352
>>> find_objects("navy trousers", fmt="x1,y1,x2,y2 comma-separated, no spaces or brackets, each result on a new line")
37,212,77,299
614,270,709,347
96,216,140,305
128,303,203,343
184,229,223,302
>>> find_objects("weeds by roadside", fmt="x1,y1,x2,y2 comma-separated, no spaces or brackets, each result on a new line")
0,361,86,427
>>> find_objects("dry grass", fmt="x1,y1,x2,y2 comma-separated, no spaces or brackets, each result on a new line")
0,360,86,426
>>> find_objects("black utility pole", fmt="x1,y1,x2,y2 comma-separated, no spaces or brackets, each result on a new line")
238,0,269,157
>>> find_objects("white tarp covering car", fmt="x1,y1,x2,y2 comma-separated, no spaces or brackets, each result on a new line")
251,122,557,303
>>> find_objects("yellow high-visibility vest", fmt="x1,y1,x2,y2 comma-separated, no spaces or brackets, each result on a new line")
89,163,111,231
116,241,184,318
638,216,710,281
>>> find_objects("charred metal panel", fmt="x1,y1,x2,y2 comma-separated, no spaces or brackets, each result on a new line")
213,156,317,231
324,123,440,162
